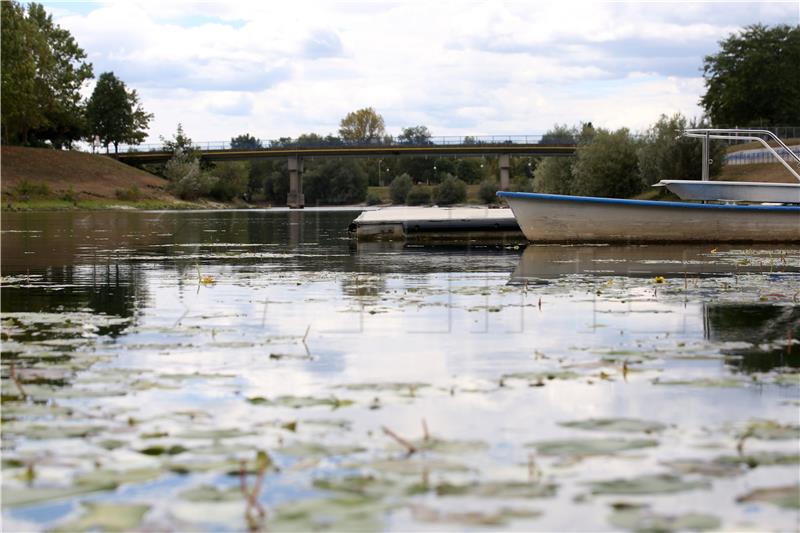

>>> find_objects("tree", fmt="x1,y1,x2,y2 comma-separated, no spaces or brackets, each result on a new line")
1,1,93,146
637,113,723,186
161,123,195,154
701,24,800,126
302,159,368,205
230,133,262,149
435,175,467,205
572,128,642,198
398,125,432,145
86,72,152,153
338,107,385,144
389,174,413,204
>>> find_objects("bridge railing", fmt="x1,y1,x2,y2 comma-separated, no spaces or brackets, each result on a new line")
115,134,579,154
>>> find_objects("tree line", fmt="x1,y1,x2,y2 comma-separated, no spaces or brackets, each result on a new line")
1,1,152,152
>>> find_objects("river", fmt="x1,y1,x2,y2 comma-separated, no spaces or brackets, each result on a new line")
2,209,798,531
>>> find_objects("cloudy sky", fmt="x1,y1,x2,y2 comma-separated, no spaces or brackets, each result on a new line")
44,1,799,144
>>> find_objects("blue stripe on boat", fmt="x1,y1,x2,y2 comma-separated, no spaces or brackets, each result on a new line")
496,191,800,212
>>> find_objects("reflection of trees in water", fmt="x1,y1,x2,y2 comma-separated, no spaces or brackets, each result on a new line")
340,273,388,300
1,263,147,337
704,304,800,372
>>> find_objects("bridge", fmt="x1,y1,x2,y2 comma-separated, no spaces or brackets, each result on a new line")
114,135,577,208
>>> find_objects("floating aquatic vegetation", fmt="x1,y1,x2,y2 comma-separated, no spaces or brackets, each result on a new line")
607,504,720,532
410,504,542,526
587,474,710,495
528,438,659,457
561,418,667,434
51,502,150,532
736,485,800,509
247,395,355,409
433,480,557,498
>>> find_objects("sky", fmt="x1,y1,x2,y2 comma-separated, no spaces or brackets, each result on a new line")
43,1,800,145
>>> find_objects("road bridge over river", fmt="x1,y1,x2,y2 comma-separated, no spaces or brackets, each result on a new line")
115,136,577,208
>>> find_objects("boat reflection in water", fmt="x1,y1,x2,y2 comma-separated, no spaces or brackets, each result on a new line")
510,243,800,280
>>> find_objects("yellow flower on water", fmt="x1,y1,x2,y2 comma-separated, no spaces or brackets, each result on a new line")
710,248,718,253
200,275,215,285
654,276,665,284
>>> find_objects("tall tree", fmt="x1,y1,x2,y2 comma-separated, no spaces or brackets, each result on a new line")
230,133,262,149
338,107,385,144
0,2,93,146
398,125,432,145
701,24,800,126
86,72,152,154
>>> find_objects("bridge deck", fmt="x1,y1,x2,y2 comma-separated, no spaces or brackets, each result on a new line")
116,143,576,164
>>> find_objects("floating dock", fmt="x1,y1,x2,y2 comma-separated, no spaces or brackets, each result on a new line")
350,206,522,241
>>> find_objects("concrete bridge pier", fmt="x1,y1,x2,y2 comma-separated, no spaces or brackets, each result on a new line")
287,155,305,209
499,154,511,190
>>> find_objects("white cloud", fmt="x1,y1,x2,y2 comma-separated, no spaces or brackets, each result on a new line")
44,1,799,143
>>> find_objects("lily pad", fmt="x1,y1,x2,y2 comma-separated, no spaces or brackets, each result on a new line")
736,485,800,509
652,377,744,388
180,485,242,502
588,474,710,495
528,438,658,457
434,480,557,498
52,502,149,532
2,481,116,507
270,495,388,532
561,418,666,433
411,504,541,526
247,395,354,409
608,506,720,532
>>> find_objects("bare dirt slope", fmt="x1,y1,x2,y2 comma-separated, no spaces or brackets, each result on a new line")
1,146,169,199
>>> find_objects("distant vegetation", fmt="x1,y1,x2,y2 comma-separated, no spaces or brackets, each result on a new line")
1,2,152,152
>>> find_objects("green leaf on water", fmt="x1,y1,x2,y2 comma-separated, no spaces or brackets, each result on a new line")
411,504,542,526
51,502,149,532
736,485,800,509
528,438,658,457
247,395,354,409
1,481,116,508
278,441,366,458
270,495,389,532
652,377,744,388
138,444,189,456
738,420,800,440
561,418,666,433
608,506,721,532
434,480,557,498
588,474,710,495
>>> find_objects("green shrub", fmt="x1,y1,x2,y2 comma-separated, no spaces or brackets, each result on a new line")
572,128,642,198
115,185,141,201
208,161,249,201
303,159,367,205
263,171,289,205
171,173,217,200
510,175,534,193
366,192,383,205
14,180,51,199
406,185,432,205
434,174,467,205
478,179,500,203
61,186,79,203
389,173,413,204
533,157,574,194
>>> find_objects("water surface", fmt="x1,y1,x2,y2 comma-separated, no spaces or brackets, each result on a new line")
2,210,799,531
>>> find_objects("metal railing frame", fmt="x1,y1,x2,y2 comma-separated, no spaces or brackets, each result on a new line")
683,128,800,182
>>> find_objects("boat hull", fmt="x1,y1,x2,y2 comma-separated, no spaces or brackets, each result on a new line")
497,192,800,243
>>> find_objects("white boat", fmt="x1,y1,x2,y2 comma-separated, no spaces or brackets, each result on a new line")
655,180,800,203
498,128,800,243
